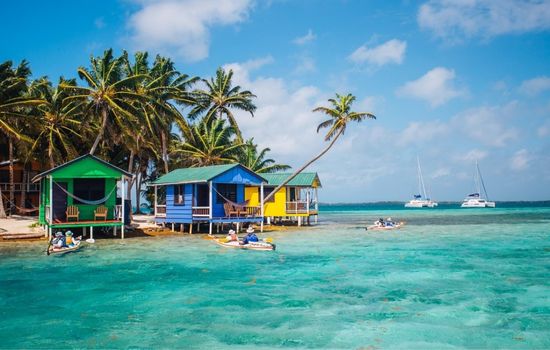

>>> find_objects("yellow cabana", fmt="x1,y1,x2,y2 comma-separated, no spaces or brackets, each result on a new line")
245,172,321,226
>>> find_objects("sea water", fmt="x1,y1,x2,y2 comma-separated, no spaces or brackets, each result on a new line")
0,203,549,349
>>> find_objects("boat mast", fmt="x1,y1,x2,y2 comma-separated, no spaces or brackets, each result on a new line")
417,156,428,200
477,161,490,200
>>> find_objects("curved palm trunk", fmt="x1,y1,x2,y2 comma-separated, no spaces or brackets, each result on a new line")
8,136,14,216
89,108,109,155
263,128,344,203
127,150,135,199
48,143,55,169
19,167,26,212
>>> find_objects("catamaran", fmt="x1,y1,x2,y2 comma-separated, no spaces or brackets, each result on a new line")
405,157,438,208
461,161,495,208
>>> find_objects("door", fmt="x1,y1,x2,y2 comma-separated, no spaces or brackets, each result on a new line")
195,184,209,206
52,182,68,222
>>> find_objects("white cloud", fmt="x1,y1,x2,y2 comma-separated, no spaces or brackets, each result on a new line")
127,0,253,62
293,29,316,45
510,149,531,170
519,76,550,96
431,167,450,179
418,0,550,42
293,55,316,74
451,103,519,147
538,123,550,137
458,149,489,162
349,39,407,66
398,120,449,146
397,67,465,107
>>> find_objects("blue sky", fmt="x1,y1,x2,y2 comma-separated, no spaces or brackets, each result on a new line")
2,0,550,202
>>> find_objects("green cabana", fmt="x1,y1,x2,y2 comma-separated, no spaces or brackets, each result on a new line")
32,154,132,239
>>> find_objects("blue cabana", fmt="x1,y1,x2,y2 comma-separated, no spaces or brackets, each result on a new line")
151,164,266,234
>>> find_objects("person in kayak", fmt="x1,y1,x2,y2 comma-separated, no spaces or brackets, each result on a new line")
52,232,65,248
241,226,259,245
225,229,238,242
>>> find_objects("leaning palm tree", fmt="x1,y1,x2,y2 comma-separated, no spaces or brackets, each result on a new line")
0,60,42,216
63,49,147,155
29,77,83,168
189,67,256,141
237,138,291,173
263,93,376,202
170,119,244,167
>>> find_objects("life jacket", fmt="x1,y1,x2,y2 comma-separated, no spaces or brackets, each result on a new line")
248,233,259,242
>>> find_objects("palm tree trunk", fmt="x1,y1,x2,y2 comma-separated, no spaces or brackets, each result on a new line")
135,171,141,214
0,185,6,218
89,108,109,155
161,131,169,174
20,167,26,212
127,150,135,198
48,143,55,169
263,128,345,203
8,136,14,216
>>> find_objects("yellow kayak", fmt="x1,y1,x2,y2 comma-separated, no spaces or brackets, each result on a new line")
213,238,276,251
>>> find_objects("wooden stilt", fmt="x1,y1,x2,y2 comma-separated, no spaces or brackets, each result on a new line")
90,226,94,240
113,226,117,237
209,222,213,235
171,223,175,232
189,223,193,234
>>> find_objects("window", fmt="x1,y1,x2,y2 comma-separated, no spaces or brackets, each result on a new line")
73,179,105,205
216,184,237,204
174,184,185,205
259,186,276,203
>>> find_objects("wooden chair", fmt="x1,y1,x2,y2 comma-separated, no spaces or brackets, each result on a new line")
94,205,108,221
66,205,79,222
224,202,239,217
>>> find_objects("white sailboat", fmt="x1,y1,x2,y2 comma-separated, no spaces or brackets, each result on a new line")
405,157,438,208
461,161,495,208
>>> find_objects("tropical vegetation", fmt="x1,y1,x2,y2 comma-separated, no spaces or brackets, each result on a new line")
0,50,290,216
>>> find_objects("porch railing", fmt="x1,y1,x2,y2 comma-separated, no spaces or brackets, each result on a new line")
0,182,39,192
192,206,210,217
155,205,166,217
241,206,260,217
286,201,309,214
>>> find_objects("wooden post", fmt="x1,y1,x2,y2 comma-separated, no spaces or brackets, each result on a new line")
260,182,264,233
171,223,175,232
208,181,213,234
154,185,157,217
189,223,193,234
49,175,53,227
83,227,87,238
315,188,319,224
121,178,125,240
113,226,117,237
90,226,94,240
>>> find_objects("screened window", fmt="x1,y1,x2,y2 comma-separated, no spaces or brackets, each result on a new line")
174,184,185,205
259,186,276,203
216,184,237,204
73,179,105,205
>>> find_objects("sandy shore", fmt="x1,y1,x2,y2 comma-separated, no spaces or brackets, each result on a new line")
0,215,42,235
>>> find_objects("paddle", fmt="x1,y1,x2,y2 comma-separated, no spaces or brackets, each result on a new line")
46,236,52,256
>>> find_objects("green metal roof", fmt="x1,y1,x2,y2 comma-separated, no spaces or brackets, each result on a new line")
262,172,321,187
151,164,266,185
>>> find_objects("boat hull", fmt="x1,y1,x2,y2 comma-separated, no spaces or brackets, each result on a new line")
48,241,81,255
213,239,275,251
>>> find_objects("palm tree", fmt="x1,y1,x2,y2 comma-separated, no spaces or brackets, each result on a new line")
0,60,41,216
29,77,83,168
63,49,148,155
237,138,290,173
170,119,244,167
263,93,375,202
189,67,256,141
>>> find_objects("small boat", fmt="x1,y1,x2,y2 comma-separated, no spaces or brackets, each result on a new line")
213,238,276,251
405,156,438,208
461,161,495,208
48,240,81,255
366,220,404,231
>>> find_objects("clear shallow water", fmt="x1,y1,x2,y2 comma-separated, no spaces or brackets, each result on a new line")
1,205,549,349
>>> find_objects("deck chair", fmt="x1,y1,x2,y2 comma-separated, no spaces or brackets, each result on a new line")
224,202,239,217
66,205,79,222
94,205,108,221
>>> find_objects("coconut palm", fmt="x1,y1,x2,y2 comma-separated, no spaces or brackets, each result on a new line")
237,138,290,173
189,67,256,141
170,119,244,167
63,49,148,155
263,93,376,202
0,60,42,216
29,77,83,168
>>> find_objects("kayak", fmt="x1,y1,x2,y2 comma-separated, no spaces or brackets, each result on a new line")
213,238,276,251
48,240,81,255
366,222,405,231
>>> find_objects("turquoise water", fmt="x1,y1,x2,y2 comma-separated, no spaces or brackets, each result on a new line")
1,205,549,349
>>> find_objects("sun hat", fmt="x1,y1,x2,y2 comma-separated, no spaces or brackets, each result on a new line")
65,231,73,236
55,232,63,237
246,227,254,233
229,229,236,234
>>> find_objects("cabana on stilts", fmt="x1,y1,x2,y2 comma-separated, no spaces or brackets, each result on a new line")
245,172,321,226
32,155,133,240
151,164,266,234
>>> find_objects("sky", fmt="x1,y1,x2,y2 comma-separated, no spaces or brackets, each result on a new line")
1,0,550,202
